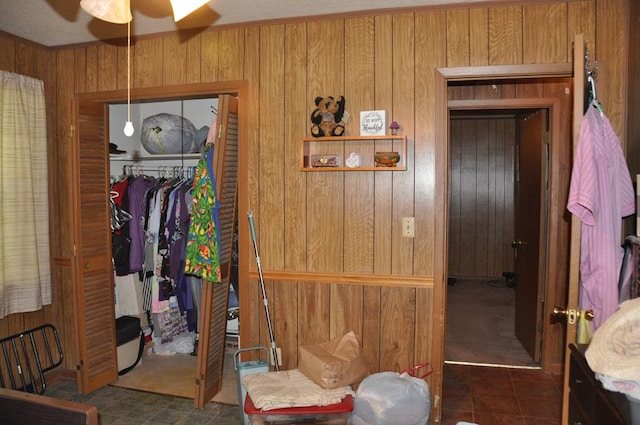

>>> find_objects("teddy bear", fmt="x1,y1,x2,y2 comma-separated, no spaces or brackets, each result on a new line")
310,95,346,137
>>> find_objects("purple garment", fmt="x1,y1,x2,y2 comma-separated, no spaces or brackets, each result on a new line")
567,104,635,330
127,175,157,274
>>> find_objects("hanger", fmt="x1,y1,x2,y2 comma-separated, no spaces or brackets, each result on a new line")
588,74,604,117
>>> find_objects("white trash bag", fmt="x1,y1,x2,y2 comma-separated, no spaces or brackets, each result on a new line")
351,372,430,425
141,113,201,154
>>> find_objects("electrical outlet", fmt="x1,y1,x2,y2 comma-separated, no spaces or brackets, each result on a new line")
402,217,415,238
270,347,282,366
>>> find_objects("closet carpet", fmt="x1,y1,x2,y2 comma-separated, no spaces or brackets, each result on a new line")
111,343,239,406
445,279,538,367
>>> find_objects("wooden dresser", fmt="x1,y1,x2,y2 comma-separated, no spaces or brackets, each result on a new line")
569,344,631,424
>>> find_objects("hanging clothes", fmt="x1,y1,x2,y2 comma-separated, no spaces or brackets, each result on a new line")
184,142,222,282
567,103,635,330
127,174,158,274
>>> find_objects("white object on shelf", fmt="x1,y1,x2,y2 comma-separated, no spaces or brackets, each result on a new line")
345,152,361,168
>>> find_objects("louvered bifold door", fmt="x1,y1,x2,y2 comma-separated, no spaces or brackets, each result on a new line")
72,98,118,393
195,95,240,408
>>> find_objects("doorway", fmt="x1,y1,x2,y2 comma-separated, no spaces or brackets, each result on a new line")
445,107,549,368
431,63,575,423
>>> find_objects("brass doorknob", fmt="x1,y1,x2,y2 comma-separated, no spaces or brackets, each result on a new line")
551,307,594,324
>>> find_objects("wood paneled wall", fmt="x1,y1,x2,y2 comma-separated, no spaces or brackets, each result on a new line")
0,1,633,416
448,117,516,279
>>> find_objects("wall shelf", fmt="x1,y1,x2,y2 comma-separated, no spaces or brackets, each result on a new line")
299,135,407,171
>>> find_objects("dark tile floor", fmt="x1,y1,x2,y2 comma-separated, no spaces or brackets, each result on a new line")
440,362,563,425
46,380,241,425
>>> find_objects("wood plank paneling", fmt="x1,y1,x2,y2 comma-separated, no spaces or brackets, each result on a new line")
306,19,344,273
84,46,98,93
96,44,118,92
243,26,262,351
330,284,363,340
134,38,163,88
258,25,286,271
218,28,245,81
0,37,15,70
448,117,516,279
162,34,187,86
373,14,394,275
391,14,415,276
55,48,80,371
299,282,330,345
489,6,522,65
415,11,447,278
380,287,415,371
185,32,202,84
469,8,489,66
284,23,308,272
523,3,568,64
447,9,470,67
200,30,219,82
344,16,375,274
596,0,628,138
4,4,635,420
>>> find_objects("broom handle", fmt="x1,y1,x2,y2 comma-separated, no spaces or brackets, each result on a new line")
247,210,280,371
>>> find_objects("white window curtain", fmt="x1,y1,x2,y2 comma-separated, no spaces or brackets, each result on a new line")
0,70,51,319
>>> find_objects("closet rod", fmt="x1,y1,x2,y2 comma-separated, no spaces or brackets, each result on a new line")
122,165,196,178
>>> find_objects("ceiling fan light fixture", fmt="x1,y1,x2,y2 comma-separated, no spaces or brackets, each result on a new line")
170,0,209,22
80,0,132,24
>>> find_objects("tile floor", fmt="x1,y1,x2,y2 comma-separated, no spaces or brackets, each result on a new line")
44,363,563,425
46,380,241,425
440,362,563,425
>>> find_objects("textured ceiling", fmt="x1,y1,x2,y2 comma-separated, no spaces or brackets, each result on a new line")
0,0,502,47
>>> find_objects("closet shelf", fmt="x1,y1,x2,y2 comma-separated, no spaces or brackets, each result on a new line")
110,153,201,161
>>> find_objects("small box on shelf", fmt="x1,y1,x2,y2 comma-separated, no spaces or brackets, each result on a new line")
310,154,341,168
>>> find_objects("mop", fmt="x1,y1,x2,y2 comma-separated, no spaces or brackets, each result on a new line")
247,210,280,371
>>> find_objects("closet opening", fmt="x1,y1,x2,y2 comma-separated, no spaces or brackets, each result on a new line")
74,82,247,408
108,95,238,404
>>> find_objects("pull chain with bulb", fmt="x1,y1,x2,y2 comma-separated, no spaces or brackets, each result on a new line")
123,21,134,137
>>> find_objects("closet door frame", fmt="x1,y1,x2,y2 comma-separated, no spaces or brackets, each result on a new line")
74,81,249,398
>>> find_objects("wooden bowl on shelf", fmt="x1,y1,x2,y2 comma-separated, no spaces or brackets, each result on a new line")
374,151,400,167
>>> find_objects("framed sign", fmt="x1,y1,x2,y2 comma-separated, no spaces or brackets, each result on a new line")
360,110,386,136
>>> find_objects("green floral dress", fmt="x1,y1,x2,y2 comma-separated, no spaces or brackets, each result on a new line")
184,143,221,281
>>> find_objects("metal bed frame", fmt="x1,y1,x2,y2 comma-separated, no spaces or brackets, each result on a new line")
0,324,63,395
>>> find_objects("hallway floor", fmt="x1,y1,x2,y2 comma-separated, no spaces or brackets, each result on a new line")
440,362,563,425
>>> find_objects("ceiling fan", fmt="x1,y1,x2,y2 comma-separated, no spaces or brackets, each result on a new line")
80,0,210,24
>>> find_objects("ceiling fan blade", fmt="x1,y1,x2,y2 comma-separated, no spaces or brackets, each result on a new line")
80,0,132,24
170,0,209,22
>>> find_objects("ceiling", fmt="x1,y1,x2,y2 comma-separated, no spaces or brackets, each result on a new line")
0,0,501,47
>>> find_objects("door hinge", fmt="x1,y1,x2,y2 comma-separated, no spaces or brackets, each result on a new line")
69,125,75,138
217,124,224,139
543,131,550,144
